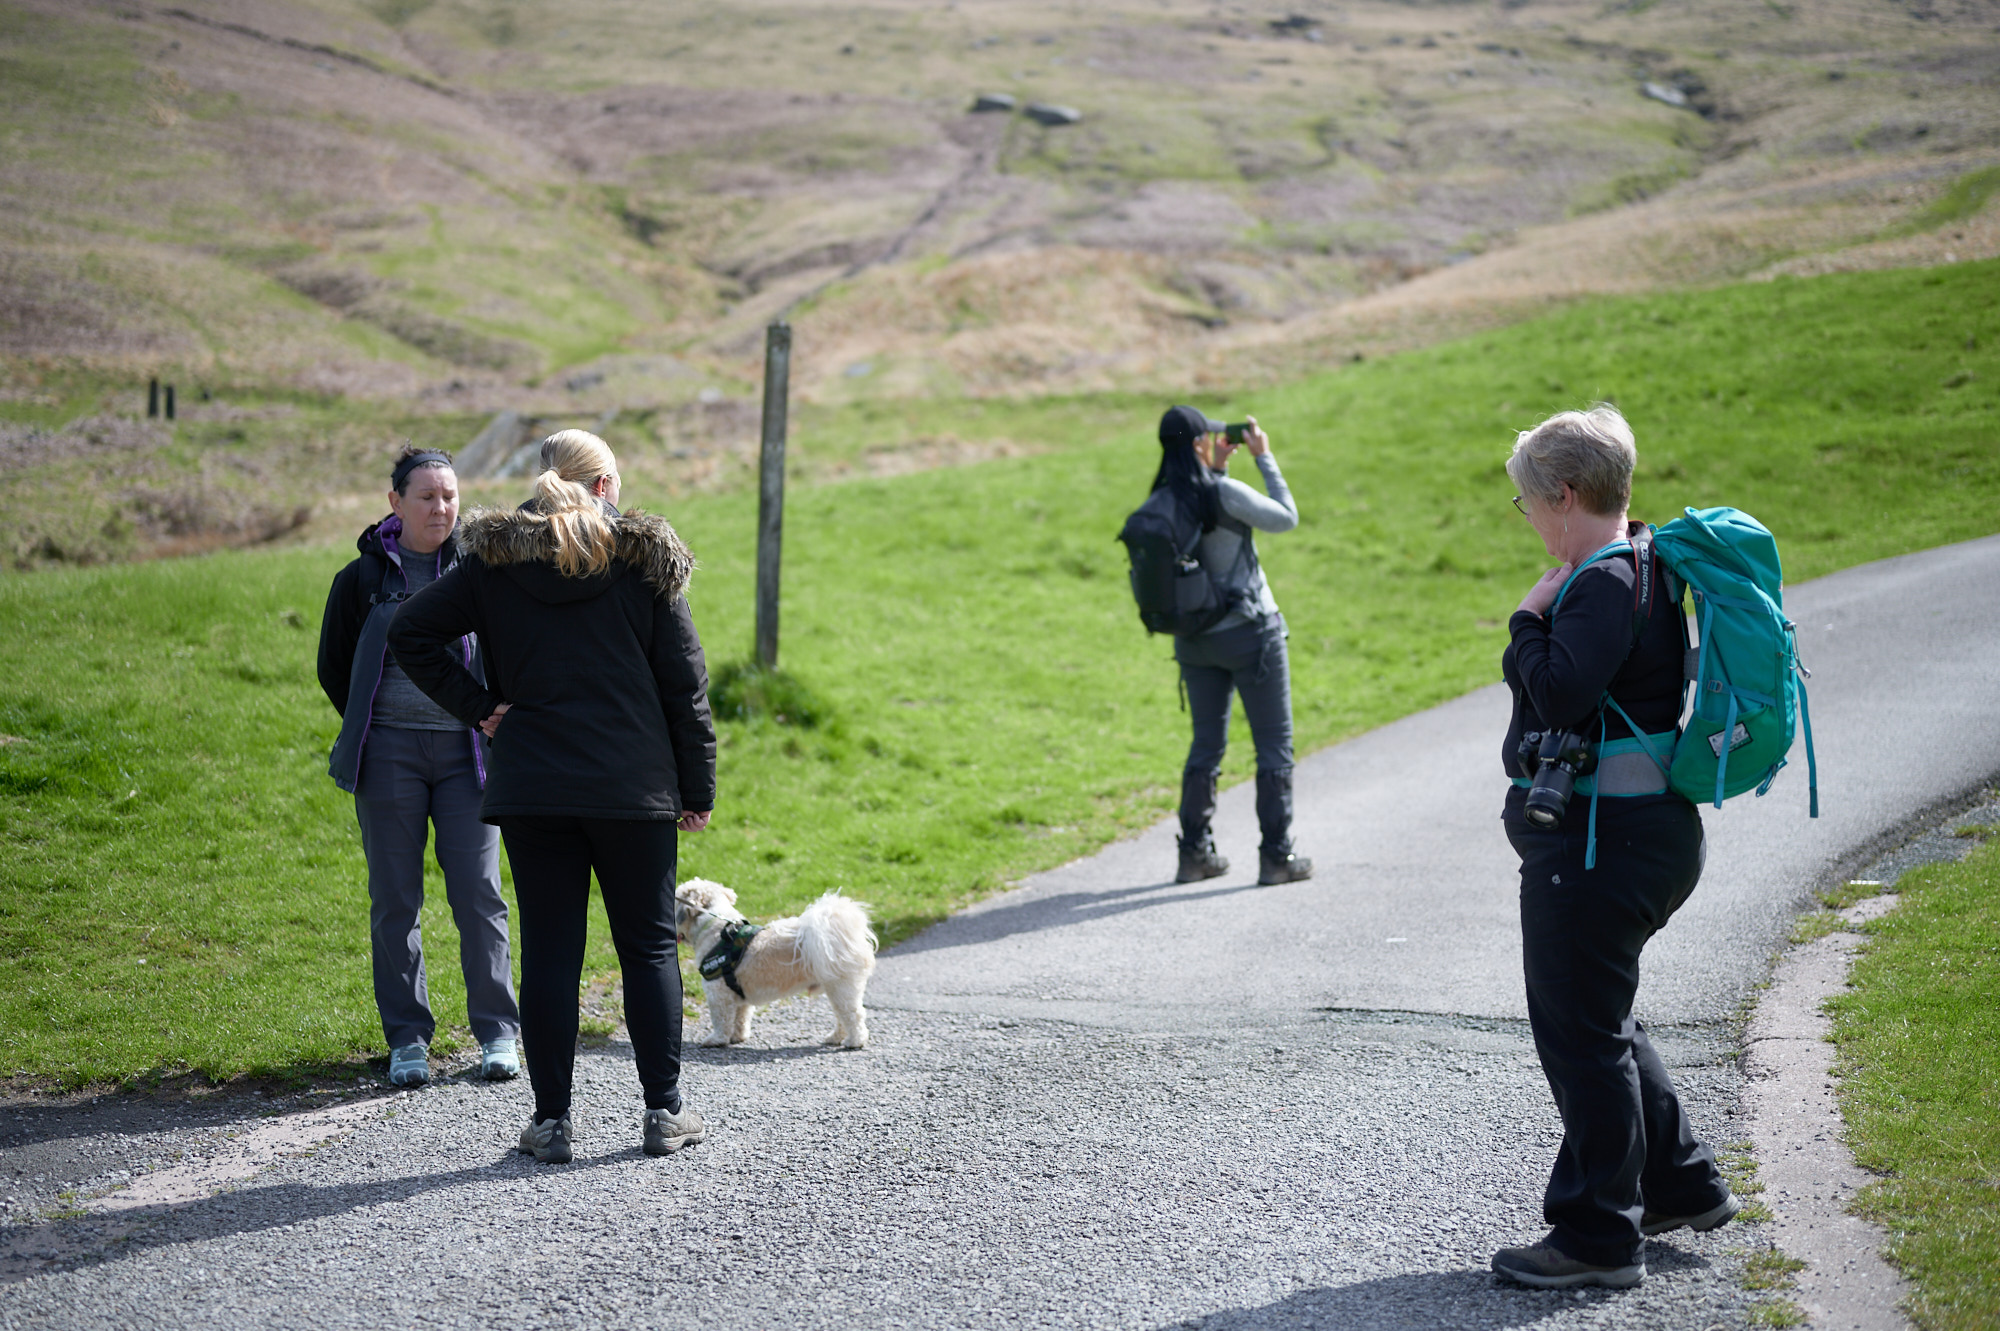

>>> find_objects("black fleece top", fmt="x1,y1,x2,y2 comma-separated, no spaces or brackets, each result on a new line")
1501,532,1687,824
385,508,717,822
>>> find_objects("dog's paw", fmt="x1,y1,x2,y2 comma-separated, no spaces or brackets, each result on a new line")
696,1033,731,1047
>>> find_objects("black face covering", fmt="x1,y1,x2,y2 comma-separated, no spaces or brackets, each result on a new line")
391,450,454,493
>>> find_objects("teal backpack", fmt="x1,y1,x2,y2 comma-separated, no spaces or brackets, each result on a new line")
1552,507,1819,865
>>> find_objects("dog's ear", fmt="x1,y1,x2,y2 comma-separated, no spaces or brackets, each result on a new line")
715,884,738,909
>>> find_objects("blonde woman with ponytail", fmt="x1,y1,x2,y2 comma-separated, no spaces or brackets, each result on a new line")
389,430,717,1164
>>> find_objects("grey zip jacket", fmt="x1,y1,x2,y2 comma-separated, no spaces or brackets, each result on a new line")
1194,452,1299,633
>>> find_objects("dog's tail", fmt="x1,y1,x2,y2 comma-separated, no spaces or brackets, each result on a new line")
797,890,878,980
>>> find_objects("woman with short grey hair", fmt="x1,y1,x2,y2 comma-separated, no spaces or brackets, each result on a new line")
1488,404,1740,1290
317,445,522,1089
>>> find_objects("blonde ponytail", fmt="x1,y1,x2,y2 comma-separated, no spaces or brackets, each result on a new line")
531,429,619,577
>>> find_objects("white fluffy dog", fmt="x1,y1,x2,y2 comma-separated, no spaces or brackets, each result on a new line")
673,878,877,1049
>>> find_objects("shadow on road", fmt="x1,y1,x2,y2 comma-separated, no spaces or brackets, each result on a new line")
1170,1243,1715,1329
0,1146,641,1286
890,877,1272,957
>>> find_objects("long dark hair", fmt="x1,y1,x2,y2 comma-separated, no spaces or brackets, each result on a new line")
1151,407,1221,531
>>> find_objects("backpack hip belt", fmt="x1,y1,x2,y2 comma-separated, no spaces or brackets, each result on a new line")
1510,731,1680,798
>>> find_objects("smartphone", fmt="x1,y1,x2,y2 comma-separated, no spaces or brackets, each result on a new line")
1224,422,1248,444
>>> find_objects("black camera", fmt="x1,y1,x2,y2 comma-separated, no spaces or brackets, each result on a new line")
1223,422,1249,444
1518,729,1596,829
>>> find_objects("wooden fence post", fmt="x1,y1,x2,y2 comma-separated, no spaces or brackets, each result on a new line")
755,322,791,670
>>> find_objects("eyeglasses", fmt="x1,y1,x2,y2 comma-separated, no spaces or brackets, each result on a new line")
1511,495,1528,517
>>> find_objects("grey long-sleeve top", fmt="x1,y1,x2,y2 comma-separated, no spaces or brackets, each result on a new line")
1195,451,1299,633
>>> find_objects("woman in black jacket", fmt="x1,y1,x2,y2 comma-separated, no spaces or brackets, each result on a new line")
388,429,717,1164
316,445,521,1089
1489,406,1739,1290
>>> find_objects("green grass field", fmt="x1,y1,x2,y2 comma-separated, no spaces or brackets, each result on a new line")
1828,837,2000,1331
2,259,1997,1087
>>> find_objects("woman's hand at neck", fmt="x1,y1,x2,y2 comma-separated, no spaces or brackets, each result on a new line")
1515,484,1630,617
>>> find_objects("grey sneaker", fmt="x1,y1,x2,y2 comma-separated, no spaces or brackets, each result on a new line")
518,1116,572,1164
1492,1241,1643,1289
1642,1192,1742,1236
643,1105,706,1156
479,1038,521,1081
387,1043,429,1087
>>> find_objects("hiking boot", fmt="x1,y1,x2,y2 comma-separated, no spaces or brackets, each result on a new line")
642,1105,706,1156
1258,849,1314,885
518,1116,572,1165
1491,1240,1643,1290
478,1038,520,1081
1176,837,1229,883
1642,1192,1742,1236
387,1043,430,1088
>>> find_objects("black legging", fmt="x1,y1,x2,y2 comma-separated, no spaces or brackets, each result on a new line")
496,816,683,1122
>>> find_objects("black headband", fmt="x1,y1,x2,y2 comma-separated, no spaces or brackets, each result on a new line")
392,450,454,491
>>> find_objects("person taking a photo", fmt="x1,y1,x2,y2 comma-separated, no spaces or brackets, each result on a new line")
1151,406,1313,887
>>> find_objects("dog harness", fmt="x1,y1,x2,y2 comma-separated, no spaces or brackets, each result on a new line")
697,919,762,999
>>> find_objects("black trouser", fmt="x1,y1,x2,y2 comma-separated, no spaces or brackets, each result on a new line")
1506,797,1730,1268
497,816,684,1123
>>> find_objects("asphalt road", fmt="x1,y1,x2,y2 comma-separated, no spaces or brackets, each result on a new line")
3,535,1996,1330
887,532,2000,1029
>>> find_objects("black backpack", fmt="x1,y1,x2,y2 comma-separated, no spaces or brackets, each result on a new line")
1117,488,1232,636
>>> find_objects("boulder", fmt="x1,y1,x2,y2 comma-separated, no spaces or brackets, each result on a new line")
972,92,1017,112
1642,81,1690,108
1024,102,1081,126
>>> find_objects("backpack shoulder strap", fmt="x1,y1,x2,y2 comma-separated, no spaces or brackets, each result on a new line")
1627,524,1657,641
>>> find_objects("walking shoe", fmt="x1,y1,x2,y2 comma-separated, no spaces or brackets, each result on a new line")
1257,849,1314,885
478,1038,521,1081
518,1116,573,1164
387,1043,430,1087
642,1105,707,1156
1492,1241,1644,1290
1642,1192,1742,1236
1176,837,1229,883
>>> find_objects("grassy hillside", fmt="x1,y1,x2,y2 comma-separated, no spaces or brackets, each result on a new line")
2,259,1995,1085
2,0,1996,407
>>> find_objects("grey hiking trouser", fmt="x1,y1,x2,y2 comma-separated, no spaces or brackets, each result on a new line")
354,726,520,1050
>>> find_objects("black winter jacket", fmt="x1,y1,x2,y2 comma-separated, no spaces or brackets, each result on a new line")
385,506,717,822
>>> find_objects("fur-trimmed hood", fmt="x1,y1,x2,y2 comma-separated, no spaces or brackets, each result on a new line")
457,505,694,602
